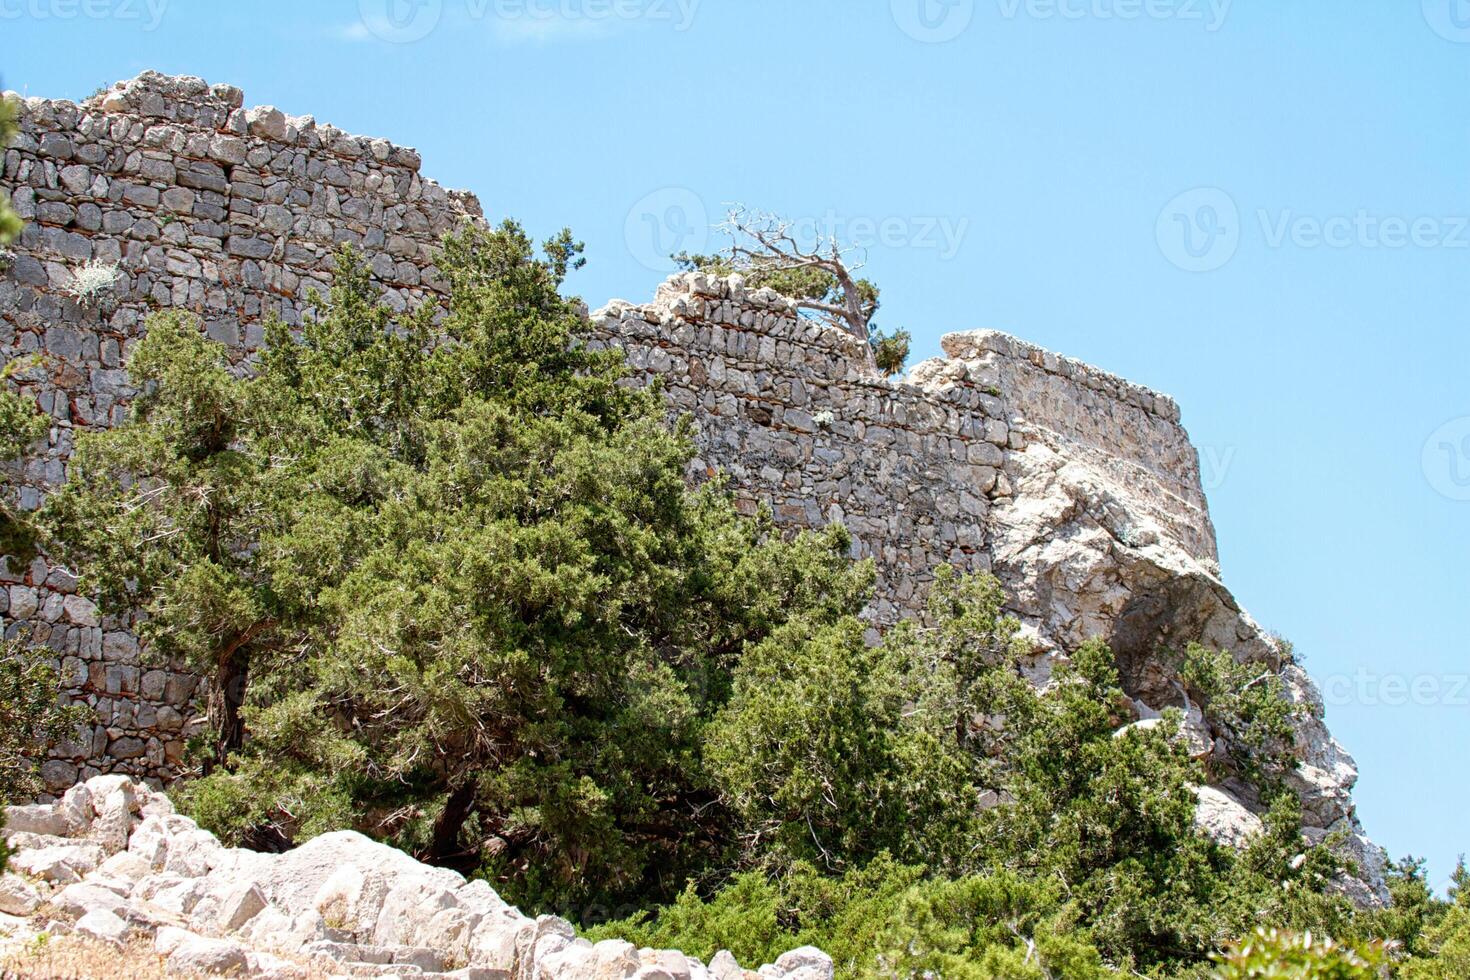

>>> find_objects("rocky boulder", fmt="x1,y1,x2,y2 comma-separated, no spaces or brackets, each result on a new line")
0,775,825,979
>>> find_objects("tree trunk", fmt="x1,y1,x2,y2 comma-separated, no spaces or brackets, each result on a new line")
207,647,249,773
428,780,479,870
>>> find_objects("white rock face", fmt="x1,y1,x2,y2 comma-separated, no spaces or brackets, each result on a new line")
1194,786,1264,849
0,775,826,979
942,336,1386,905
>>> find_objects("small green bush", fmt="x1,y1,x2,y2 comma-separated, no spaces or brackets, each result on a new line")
869,327,911,377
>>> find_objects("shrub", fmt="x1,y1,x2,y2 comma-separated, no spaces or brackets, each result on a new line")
64,259,121,309
590,858,1110,979
1212,928,1390,978
0,95,21,245
0,642,89,871
869,327,910,377
1401,864,1470,977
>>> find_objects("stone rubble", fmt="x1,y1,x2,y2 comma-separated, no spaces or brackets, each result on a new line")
0,71,1385,904
0,775,831,980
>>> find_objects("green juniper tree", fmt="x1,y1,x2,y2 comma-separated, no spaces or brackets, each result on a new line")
602,567,1356,977
0,641,87,872
1402,864,1470,977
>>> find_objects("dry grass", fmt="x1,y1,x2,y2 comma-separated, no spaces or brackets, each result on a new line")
0,933,336,979
0,934,176,979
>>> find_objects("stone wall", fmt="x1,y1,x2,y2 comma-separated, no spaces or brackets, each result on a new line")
0,72,481,790
3,72,1208,783
592,275,1215,626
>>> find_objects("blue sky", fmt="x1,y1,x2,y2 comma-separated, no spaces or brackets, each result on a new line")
4,0,1468,889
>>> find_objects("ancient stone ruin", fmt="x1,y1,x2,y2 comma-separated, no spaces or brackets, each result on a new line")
0,72,1384,904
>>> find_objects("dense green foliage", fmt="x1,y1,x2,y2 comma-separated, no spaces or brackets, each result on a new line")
595,568,1370,976
589,858,1111,979
1399,865,1470,977
1178,642,1299,795
1212,928,1390,978
868,327,911,377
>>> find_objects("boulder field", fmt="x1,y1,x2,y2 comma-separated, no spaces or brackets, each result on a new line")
1,775,829,980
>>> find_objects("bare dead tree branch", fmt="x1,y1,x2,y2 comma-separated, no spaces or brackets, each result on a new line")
710,207,879,372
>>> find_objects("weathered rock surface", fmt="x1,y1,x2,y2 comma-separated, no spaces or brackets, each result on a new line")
1193,786,1264,850
0,70,1384,903
1,776,808,979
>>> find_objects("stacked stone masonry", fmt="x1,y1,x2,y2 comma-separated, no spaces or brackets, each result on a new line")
593,277,1216,628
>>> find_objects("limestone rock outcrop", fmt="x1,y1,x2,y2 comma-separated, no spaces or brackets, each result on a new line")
1,776,829,979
